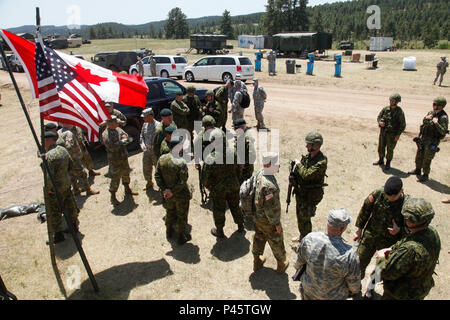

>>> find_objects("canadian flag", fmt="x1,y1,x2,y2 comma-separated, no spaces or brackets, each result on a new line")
0,29,148,108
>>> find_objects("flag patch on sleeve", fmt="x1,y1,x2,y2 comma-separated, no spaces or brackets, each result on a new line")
368,195,375,203
265,194,274,201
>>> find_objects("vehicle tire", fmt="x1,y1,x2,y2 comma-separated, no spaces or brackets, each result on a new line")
131,69,138,75
161,70,169,78
222,72,233,84
185,71,195,82
124,125,140,152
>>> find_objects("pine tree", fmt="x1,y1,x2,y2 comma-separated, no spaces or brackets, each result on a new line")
165,7,189,39
311,9,323,32
220,10,233,38
423,22,439,48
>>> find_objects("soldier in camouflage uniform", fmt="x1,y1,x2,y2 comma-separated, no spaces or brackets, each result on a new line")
252,152,289,273
140,108,160,190
229,81,246,123
100,102,127,128
153,109,177,160
252,78,268,130
373,93,406,170
70,125,101,177
233,118,256,185
42,131,80,244
155,136,192,245
202,90,222,128
376,198,441,300
102,116,138,206
408,97,448,182
433,56,448,86
57,123,99,196
215,84,229,131
353,176,405,278
171,92,190,130
295,209,361,300
291,131,328,242
193,116,226,168
159,125,177,157
202,134,244,238
183,85,202,144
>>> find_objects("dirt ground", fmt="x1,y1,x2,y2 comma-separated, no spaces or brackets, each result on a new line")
0,40,448,300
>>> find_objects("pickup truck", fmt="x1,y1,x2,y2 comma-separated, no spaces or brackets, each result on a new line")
113,77,208,151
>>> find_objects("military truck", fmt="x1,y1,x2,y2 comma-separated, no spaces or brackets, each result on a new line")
91,51,138,73
272,32,333,57
189,34,228,54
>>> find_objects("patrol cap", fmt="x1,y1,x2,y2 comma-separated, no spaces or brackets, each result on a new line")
202,115,216,127
44,122,57,131
328,208,352,227
206,90,215,96
433,97,447,108
160,109,172,117
262,152,279,165
106,115,118,122
169,135,184,148
305,131,323,146
389,93,402,102
252,78,259,83
186,86,196,93
44,131,58,140
384,176,403,196
141,108,154,118
401,198,435,227
233,118,246,128
164,125,177,134
105,102,113,108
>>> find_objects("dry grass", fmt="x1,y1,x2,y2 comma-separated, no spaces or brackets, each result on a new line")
0,39,448,300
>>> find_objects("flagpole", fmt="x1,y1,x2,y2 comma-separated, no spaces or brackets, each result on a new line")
34,7,99,293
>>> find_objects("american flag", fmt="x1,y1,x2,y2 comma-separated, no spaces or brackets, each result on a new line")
35,41,109,142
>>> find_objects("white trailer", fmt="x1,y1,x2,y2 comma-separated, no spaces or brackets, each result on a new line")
370,37,394,51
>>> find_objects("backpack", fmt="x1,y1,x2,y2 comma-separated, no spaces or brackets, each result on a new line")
240,90,251,109
239,169,263,217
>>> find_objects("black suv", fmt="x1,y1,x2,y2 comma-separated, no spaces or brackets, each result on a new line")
113,77,208,150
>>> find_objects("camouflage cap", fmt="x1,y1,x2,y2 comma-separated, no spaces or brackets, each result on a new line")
206,90,215,96
160,108,172,117
305,131,323,146
433,96,447,108
44,122,57,131
106,115,118,122
141,108,154,117
105,102,114,108
44,131,58,140
202,115,216,127
186,86,196,93
402,197,435,227
389,93,402,102
233,118,246,129
328,208,352,227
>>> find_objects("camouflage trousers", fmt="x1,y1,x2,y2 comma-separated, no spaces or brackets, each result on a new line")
44,188,79,233
211,188,244,228
108,155,131,193
357,233,397,279
434,71,445,84
165,196,190,235
252,219,286,262
254,105,265,128
232,109,245,122
70,157,90,191
415,144,437,175
142,150,157,182
295,200,317,240
378,133,398,161
237,164,254,186
80,145,94,171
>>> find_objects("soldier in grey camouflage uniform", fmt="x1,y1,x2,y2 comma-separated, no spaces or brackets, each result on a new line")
229,81,246,123
433,56,448,86
57,123,99,196
140,108,160,190
42,131,80,244
252,152,289,273
375,198,441,300
252,78,267,130
155,136,193,245
102,116,138,206
295,209,361,300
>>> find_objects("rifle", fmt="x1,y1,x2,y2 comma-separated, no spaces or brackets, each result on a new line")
286,158,297,213
197,165,208,205
0,276,17,300
292,265,306,282
413,136,424,151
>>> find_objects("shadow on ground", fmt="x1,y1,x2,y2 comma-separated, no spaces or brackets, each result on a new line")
249,268,297,300
210,230,250,262
68,259,173,299
111,195,139,216
54,231,85,260
423,179,450,194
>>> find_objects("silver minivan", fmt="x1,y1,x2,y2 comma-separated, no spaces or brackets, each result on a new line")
184,55,254,83
129,55,188,79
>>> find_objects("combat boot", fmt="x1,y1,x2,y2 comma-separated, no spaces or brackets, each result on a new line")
46,231,65,245
384,160,391,170
372,158,384,166
442,199,450,204
211,227,225,238
408,168,421,175
110,192,121,206
177,232,192,245
276,259,289,273
89,169,101,177
72,182,82,195
253,255,266,272
124,183,139,196
86,187,100,196
143,181,154,191
237,223,245,233
418,174,429,183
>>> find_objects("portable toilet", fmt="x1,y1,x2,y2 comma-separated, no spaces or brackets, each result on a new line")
306,53,315,75
334,54,342,77
254,51,263,72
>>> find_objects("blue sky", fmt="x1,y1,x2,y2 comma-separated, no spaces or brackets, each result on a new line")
0,0,348,29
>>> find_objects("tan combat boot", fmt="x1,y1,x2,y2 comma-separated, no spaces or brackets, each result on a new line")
72,182,82,195
89,169,101,177
253,255,266,272
86,187,100,196
143,181,154,191
276,259,289,273
110,192,120,206
124,183,139,196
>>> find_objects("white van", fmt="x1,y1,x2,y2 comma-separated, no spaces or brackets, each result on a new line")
184,55,254,83
129,55,188,79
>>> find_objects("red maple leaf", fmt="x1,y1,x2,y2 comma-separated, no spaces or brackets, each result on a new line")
72,63,108,86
